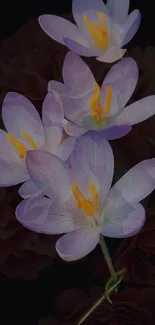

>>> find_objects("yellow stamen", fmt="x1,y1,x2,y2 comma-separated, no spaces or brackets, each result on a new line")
83,12,109,49
90,83,102,127
90,83,112,126
88,182,99,215
98,12,109,49
103,86,112,120
20,131,38,150
7,134,27,158
72,182,99,217
7,131,38,158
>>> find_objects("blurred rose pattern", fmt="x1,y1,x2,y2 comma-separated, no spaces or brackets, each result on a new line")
1,13,155,325
0,187,58,279
39,287,155,324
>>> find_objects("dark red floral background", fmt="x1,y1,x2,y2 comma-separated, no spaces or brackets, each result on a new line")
1,1,155,324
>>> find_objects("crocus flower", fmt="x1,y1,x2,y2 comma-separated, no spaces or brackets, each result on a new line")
16,131,155,261
39,0,141,63
0,91,76,198
49,51,155,140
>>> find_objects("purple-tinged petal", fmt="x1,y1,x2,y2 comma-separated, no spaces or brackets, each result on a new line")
70,130,114,207
2,92,45,148
121,9,141,47
39,15,85,45
109,23,123,47
106,0,129,25
63,119,87,138
109,159,155,204
101,85,122,118
103,57,138,108
16,196,82,234
53,137,76,161
102,199,145,238
18,179,43,199
64,37,99,57
42,91,64,151
62,92,91,125
72,0,109,42
26,150,71,203
100,125,132,140
56,227,100,261
0,130,29,186
97,47,126,63
115,96,155,125
48,80,70,95
63,51,95,96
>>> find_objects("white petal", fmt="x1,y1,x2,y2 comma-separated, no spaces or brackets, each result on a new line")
2,92,45,148
53,137,76,161
101,196,145,238
109,159,155,204
102,57,138,108
62,51,95,96
72,0,109,43
97,47,126,63
16,196,82,234
106,0,129,25
115,96,155,125
0,130,29,186
56,227,100,261
26,150,71,204
70,130,114,209
121,9,141,47
39,14,86,45
63,119,87,138
42,91,64,151
18,179,43,199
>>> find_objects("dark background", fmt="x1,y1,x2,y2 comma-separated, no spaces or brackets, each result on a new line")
1,1,155,325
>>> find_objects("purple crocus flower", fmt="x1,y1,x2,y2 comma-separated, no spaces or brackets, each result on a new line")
0,91,76,198
39,0,141,63
49,52,155,140
16,131,155,261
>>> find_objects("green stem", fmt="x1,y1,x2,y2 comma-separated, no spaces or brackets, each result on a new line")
77,269,125,325
99,235,117,281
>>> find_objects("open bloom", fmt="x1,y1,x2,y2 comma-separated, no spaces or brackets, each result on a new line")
49,51,155,140
0,91,76,198
16,131,155,261
39,0,141,63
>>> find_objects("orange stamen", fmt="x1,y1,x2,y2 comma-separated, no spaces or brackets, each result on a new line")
7,131,38,158
90,83,112,126
83,12,109,49
72,182,99,217
7,134,27,158
20,131,38,150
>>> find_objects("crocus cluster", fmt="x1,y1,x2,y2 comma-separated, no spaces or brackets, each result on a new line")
1,0,155,262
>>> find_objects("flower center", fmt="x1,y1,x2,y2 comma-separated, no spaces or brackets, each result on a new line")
7,131,38,158
61,131,68,143
83,12,109,49
72,182,99,217
90,83,112,127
